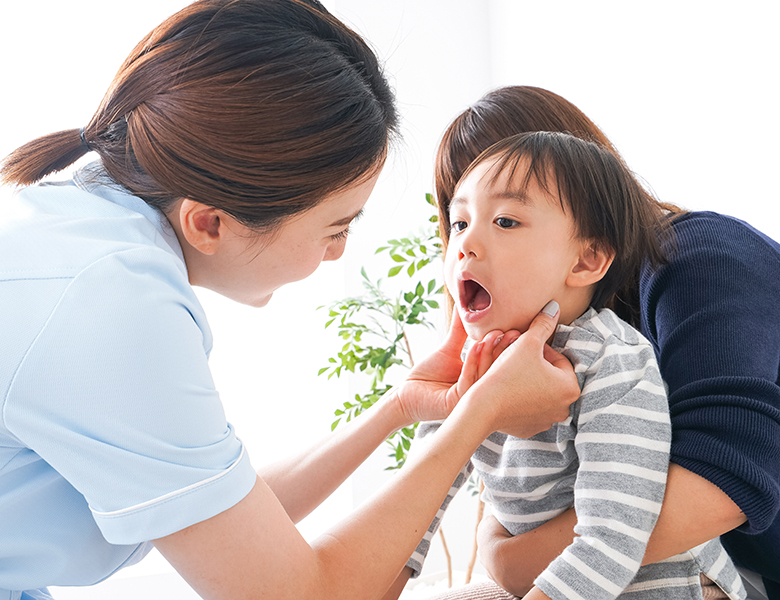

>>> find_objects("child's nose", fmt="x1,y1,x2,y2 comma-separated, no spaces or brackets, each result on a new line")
458,230,481,260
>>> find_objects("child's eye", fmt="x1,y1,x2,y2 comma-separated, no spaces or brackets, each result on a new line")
496,217,519,229
450,220,467,233
330,227,351,242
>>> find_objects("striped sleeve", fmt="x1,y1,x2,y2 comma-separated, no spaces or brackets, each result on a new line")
535,314,672,600
404,421,474,578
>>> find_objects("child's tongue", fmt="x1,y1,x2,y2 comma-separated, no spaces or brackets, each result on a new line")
468,286,491,312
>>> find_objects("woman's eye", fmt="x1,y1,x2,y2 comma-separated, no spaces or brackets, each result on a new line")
496,217,519,228
330,227,351,242
450,220,467,233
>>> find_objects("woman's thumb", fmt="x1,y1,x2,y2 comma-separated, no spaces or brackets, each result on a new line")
525,300,560,345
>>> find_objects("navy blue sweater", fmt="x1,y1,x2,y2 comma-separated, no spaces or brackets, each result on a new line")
640,211,780,595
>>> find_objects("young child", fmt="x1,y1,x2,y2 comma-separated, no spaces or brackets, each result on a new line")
404,132,746,600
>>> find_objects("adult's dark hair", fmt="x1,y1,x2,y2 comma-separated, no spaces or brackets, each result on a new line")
1,0,398,232
460,131,669,321
436,86,679,326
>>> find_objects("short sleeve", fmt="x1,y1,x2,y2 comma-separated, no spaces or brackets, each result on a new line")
4,247,257,544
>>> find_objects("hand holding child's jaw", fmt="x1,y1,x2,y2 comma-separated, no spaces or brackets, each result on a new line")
467,303,579,439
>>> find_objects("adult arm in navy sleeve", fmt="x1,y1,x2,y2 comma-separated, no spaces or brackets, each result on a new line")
640,211,780,588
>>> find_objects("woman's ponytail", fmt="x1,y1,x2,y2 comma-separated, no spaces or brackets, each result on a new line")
1,128,92,186
0,0,397,234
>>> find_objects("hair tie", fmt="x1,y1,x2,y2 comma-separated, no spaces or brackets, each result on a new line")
79,128,92,152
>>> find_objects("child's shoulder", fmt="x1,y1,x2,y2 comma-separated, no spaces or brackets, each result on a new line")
553,307,650,352
553,307,659,383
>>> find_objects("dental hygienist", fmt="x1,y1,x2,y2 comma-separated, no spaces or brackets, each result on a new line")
0,2,578,599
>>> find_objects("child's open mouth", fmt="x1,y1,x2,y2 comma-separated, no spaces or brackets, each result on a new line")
460,278,492,313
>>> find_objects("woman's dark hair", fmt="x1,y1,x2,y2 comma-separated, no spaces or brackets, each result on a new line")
1,0,398,232
461,131,669,321
436,85,680,326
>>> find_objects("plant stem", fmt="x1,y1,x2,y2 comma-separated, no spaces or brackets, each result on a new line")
438,527,453,587
465,479,485,584
403,330,414,367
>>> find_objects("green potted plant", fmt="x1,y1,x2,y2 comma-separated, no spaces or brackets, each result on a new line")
319,194,484,587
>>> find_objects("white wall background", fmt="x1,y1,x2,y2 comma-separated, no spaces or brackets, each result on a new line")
1,0,778,596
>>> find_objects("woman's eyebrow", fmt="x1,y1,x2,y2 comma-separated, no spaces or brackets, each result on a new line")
328,208,364,228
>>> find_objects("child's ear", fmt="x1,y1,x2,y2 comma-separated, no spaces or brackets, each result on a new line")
177,199,224,256
567,240,615,288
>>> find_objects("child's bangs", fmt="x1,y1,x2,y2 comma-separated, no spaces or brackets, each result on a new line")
461,136,570,214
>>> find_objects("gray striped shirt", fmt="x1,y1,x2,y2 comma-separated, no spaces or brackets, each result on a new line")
407,308,745,600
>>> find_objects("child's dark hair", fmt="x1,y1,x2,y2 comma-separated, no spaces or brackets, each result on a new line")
458,131,670,326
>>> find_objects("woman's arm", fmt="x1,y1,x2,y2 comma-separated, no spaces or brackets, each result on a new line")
477,463,746,596
259,314,519,522
155,307,580,600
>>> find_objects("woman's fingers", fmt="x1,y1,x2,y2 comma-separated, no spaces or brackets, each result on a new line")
522,300,560,347
492,330,520,361
442,308,468,358
542,343,571,370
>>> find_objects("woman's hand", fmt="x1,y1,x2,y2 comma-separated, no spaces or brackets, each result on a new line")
392,310,520,426
467,301,580,439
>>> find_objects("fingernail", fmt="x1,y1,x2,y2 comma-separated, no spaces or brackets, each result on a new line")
493,335,504,347
541,300,559,317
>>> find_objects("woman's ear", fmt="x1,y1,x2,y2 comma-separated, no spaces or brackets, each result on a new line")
177,199,224,255
567,240,615,288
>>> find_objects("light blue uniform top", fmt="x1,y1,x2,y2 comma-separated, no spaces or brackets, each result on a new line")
0,164,257,599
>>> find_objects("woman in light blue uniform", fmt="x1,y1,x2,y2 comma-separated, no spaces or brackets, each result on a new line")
0,2,579,599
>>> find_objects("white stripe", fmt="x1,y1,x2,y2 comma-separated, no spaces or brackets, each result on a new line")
578,402,669,426
656,551,695,563
473,455,567,478
479,437,505,454
581,341,652,375
624,575,700,592
578,460,668,483
542,570,588,600
708,544,729,581
578,515,652,543
605,310,629,340
581,365,654,395
564,339,603,352
576,432,670,453
577,488,662,514
484,479,561,500
493,505,567,524
590,314,614,339
582,535,641,571
561,551,624,596
91,444,246,517
503,438,569,452
633,378,668,396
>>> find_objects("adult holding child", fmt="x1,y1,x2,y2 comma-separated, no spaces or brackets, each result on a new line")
0,5,582,600
409,86,778,600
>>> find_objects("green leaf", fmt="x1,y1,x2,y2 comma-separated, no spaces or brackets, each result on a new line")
318,367,329,376
407,263,415,276
391,254,406,263
427,279,436,294
388,265,403,277
425,193,435,206
426,300,440,308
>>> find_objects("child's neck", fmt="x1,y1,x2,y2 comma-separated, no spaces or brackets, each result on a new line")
556,288,596,328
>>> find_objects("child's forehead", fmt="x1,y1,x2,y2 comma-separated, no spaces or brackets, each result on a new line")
455,154,564,209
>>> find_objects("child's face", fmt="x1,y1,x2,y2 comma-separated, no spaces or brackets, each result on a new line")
444,157,584,340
